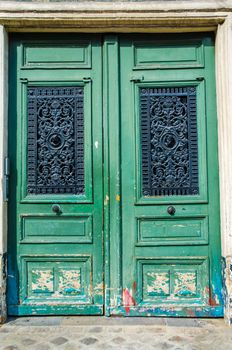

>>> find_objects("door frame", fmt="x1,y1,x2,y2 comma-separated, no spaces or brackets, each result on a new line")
0,2,232,323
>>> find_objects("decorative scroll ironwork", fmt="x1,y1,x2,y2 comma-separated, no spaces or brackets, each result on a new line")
140,86,199,196
27,86,84,195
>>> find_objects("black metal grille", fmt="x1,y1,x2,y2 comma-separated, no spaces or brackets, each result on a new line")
27,86,85,195
140,87,199,196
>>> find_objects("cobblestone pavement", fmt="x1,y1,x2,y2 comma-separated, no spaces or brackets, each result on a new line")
0,317,231,350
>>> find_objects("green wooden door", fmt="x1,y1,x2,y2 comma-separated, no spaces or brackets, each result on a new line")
8,33,223,317
8,34,104,315
116,34,223,317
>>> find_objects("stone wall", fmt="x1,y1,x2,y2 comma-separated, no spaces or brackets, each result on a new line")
0,254,6,323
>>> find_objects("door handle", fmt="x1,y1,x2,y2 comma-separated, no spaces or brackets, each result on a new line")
167,206,176,215
52,204,62,215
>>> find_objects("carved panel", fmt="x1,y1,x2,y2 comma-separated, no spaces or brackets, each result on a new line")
58,269,81,295
146,271,170,296
25,257,92,303
27,86,84,195
173,271,197,297
31,269,54,293
140,86,199,196
137,258,209,305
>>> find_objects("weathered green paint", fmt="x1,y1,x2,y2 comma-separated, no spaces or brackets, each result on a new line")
103,36,122,316
111,33,223,317
8,34,104,315
8,33,223,317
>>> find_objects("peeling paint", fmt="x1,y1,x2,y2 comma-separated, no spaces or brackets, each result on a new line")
222,256,232,324
95,141,99,149
31,270,53,293
186,308,196,317
174,272,197,296
104,195,109,206
133,281,137,292
207,286,220,306
58,269,81,295
147,272,170,296
94,282,103,296
110,287,122,308
116,194,120,202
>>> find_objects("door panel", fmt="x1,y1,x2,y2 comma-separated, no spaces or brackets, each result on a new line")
117,34,223,317
8,34,103,315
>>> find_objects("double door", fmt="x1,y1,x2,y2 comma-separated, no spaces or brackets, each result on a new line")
8,33,223,317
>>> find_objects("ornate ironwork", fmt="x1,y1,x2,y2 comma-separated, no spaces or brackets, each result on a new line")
27,86,85,195
140,86,199,196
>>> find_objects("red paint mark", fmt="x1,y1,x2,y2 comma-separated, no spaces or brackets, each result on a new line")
123,288,135,314
186,309,195,317
133,281,137,292
208,287,217,306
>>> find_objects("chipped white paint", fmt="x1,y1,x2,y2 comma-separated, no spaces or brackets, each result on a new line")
31,270,53,292
147,272,170,295
223,257,232,324
104,195,109,206
58,269,81,294
173,272,197,296
94,282,103,296
95,141,99,149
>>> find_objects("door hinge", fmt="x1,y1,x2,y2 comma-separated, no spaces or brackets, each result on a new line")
3,157,10,202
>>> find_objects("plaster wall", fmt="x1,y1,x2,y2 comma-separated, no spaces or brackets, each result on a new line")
0,0,232,324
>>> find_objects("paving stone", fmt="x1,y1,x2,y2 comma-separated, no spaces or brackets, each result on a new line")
62,343,82,350
111,336,127,344
7,317,62,327
108,327,123,333
21,338,37,346
93,344,114,350
0,318,231,350
80,337,99,345
165,319,201,328
34,343,52,350
168,336,186,342
0,328,10,333
88,326,103,333
51,336,68,346
154,342,175,350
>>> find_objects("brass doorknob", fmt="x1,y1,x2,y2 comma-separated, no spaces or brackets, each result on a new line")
167,206,176,215
52,204,62,214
